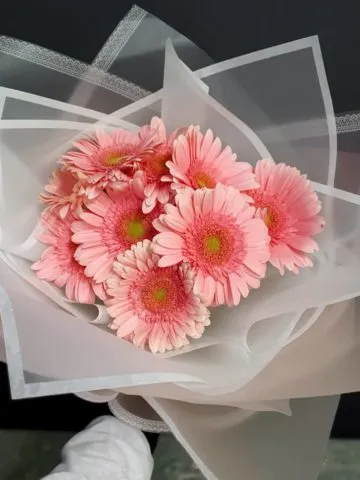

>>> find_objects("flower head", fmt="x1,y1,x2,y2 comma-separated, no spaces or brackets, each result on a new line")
133,117,179,214
40,168,88,219
153,184,270,306
106,240,210,353
248,158,324,274
32,212,100,303
168,126,258,194
62,127,155,193
72,185,162,284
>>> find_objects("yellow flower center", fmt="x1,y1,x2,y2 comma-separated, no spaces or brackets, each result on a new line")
126,219,145,240
264,209,276,228
193,171,216,189
205,235,221,253
105,155,126,167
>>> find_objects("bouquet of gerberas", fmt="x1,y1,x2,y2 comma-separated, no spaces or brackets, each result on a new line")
33,118,323,354
2,6,360,479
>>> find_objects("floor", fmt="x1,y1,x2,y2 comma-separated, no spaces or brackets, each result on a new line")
153,436,360,480
1,430,360,479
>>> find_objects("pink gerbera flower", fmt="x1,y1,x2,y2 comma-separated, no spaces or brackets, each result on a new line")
72,185,161,284
133,117,179,214
106,240,210,353
153,184,270,307
247,158,325,274
62,127,155,193
167,126,258,193
32,212,102,303
40,168,88,219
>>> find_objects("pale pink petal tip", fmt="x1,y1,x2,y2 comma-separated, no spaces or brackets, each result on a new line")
248,158,324,274
153,183,270,307
106,239,210,354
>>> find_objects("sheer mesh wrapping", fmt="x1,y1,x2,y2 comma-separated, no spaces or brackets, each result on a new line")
0,35,148,112
93,5,212,92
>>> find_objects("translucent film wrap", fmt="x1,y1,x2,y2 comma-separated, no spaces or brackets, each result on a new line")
0,35,148,114
93,5,213,92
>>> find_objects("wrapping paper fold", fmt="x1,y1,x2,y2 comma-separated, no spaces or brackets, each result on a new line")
147,396,340,480
114,299,359,404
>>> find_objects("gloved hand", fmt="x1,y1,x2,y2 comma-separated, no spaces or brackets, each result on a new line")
42,416,154,480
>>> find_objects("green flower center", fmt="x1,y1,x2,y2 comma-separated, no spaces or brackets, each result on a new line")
152,287,168,302
126,219,145,240
205,235,221,253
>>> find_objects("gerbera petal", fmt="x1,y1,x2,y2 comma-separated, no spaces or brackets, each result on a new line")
85,255,112,282
116,316,138,338
72,228,102,245
173,135,191,171
75,245,108,264
286,235,319,253
167,162,192,185
161,214,187,233
158,254,184,267
142,198,156,214
157,187,170,204
80,212,103,227
150,116,167,143
133,323,152,349
85,192,112,217
215,281,225,305
177,191,195,222
59,204,70,219
92,282,108,301
144,182,157,197
76,275,96,304
154,232,184,249
202,275,216,306
54,271,71,288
